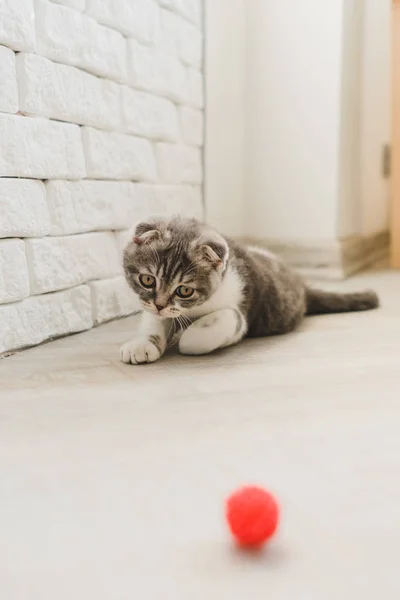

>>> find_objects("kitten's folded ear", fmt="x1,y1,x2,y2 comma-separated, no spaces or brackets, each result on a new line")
194,235,229,270
132,219,165,245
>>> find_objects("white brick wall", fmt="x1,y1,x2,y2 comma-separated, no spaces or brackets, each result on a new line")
0,179,49,237
82,127,157,180
0,0,36,52
0,286,92,354
180,106,203,146
127,40,187,102
86,0,159,44
36,0,127,82
50,0,85,11
157,0,202,27
26,232,121,294
0,114,85,178
160,8,202,67
17,54,120,130
122,88,179,141
0,0,204,354
156,143,202,183
90,277,140,325
0,240,30,304
187,67,204,108
46,180,138,235
128,183,203,218
0,46,18,114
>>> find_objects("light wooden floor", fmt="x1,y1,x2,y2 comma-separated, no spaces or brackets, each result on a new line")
1,269,400,599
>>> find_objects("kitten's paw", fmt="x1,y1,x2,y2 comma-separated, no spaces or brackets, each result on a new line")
120,338,161,364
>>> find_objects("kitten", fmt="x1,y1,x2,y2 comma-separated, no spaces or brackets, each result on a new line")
121,216,379,364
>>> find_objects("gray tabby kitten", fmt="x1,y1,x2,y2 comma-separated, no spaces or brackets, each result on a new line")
121,216,379,364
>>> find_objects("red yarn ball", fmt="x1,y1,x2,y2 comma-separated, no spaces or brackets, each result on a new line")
225,486,279,547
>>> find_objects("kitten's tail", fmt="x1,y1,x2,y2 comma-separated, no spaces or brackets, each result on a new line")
305,287,379,315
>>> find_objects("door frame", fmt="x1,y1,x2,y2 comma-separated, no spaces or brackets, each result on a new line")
392,0,400,267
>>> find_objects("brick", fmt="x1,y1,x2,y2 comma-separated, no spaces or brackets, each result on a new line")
157,0,201,27
158,8,178,56
82,127,157,181
90,277,140,324
17,54,120,130
26,232,121,294
49,0,85,10
0,285,92,353
116,229,132,258
86,0,158,44
160,9,202,67
184,185,203,219
157,0,174,7
127,40,187,103
0,179,49,237
179,18,202,67
156,143,202,183
0,46,18,114
35,0,127,82
46,180,138,235
0,114,85,179
0,0,35,52
176,0,201,27
180,106,203,146
128,183,203,218
122,87,178,142
0,240,29,304
186,67,204,108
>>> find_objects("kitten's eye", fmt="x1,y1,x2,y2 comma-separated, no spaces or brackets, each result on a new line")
175,285,194,298
139,274,156,288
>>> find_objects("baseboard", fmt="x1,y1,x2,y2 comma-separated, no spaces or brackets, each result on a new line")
239,231,389,280
340,231,389,277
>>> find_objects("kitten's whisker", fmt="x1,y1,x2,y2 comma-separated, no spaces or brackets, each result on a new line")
177,317,184,334
179,314,192,328
166,319,176,349
178,316,190,338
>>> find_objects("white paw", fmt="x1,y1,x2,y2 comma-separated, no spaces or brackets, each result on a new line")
120,338,161,365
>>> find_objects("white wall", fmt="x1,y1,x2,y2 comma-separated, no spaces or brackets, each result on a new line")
0,0,204,354
359,0,391,236
244,0,344,242
205,0,391,243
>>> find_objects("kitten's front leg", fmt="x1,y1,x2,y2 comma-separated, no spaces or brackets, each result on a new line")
120,312,167,365
179,308,246,356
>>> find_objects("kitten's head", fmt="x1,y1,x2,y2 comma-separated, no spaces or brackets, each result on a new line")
123,216,229,318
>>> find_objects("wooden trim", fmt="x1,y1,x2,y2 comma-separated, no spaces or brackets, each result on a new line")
240,232,389,280
341,231,389,276
392,1,400,267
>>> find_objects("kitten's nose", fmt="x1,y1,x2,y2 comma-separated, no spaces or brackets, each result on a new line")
155,303,165,312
